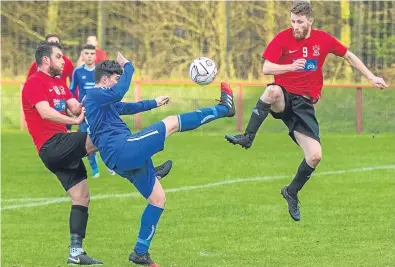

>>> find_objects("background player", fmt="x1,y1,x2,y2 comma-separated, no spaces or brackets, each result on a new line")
225,1,388,221
76,35,108,66
70,44,103,178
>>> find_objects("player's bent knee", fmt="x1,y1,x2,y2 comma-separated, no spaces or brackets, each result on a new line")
71,194,90,206
262,85,283,103
148,192,166,208
306,152,322,167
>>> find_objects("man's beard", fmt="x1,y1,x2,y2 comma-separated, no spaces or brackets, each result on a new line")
49,64,62,77
293,27,309,40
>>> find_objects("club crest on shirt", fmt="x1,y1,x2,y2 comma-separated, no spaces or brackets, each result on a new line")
313,45,320,56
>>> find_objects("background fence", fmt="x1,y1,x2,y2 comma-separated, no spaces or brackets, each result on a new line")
1,1,395,134
3,81,395,134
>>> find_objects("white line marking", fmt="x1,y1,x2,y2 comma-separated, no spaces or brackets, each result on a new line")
2,165,394,211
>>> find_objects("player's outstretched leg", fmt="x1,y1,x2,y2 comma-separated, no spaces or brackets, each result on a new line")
176,82,235,131
161,82,234,137
225,84,284,149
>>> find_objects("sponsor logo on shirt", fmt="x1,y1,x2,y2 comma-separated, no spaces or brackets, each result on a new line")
304,59,318,71
293,59,318,71
53,99,66,111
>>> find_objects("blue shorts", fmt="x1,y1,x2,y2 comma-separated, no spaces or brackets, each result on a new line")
113,121,167,198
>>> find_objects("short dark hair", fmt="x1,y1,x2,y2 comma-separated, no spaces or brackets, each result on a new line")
291,1,313,19
45,33,61,43
95,60,123,83
35,42,63,66
82,44,96,50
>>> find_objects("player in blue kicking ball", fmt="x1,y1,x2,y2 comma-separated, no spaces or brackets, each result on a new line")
83,52,235,266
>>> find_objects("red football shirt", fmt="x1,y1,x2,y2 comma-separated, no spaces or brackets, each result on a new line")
22,71,73,152
262,28,348,101
26,56,75,85
95,48,108,64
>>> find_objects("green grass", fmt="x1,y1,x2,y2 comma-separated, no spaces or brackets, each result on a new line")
3,83,395,133
2,131,395,267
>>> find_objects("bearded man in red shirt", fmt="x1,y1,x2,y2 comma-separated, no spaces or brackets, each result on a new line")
22,41,103,265
225,1,388,221
26,34,74,85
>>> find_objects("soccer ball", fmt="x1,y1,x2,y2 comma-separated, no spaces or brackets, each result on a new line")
189,57,217,85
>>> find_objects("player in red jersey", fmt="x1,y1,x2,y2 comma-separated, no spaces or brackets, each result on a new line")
26,34,74,85
22,41,103,265
225,1,388,221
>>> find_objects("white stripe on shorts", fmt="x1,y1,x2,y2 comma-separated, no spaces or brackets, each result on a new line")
127,130,159,141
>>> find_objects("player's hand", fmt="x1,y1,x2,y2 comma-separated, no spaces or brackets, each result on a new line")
116,52,129,68
155,96,170,107
289,59,306,71
370,76,388,90
74,108,86,125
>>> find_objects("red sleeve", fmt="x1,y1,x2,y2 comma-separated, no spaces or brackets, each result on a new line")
101,49,108,60
324,32,348,57
262,33,284,63
63,57,75,83
96,49,108,62
23,78,47,108
26,61,37,80
65,85,74,100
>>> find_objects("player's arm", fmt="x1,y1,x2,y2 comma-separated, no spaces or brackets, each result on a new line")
262,59,306,75
35,101,84,125
343,51,388,89
262,32,305,75
67,98,83,115
114,96,169,115
94,62,134,105
111,62,134,98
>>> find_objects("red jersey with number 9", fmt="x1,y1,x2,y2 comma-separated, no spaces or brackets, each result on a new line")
22,71,73,152
262,28,348,101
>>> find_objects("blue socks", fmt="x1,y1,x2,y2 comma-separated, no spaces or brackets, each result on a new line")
87,153,98,171
177,105,228,132
134,204,164,256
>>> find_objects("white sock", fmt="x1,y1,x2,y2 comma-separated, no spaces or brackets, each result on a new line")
70,247,85,257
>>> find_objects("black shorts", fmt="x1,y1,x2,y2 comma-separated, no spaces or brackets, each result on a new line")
39,132,88,191
269,83,320,144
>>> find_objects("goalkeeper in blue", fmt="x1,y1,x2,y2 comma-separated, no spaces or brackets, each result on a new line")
84,52,235,266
